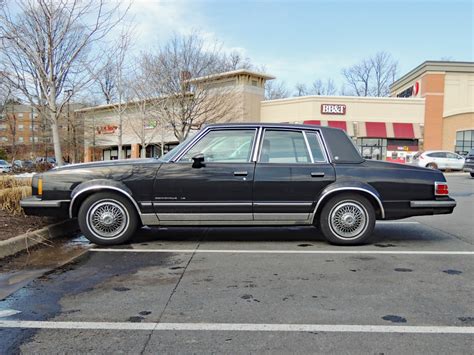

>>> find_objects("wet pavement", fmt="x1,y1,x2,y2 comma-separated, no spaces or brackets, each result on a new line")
0,175,473,354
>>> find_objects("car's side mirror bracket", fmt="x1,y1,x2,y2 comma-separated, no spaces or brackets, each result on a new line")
192,154,205,168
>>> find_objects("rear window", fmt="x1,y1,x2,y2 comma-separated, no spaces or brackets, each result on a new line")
322,128,364,163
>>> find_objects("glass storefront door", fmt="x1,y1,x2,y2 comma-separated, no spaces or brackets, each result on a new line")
357,138,387,160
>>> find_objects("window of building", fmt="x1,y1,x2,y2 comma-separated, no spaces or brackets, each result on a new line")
18,136,24,143
0,124,6,131
18,124,24,131
0,137,8,142
455,130,474,155
356,138,387,160
18,113,24,118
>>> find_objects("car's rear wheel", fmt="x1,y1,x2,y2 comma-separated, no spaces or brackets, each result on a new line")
470,172,474,177
426,163,438,169
78,192,138,245
319,193,376,245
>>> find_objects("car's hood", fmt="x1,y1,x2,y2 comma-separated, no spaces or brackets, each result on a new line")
52,158,158,171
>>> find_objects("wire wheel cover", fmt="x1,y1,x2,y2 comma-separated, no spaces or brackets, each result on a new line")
329,201,368,239
87,201,128,238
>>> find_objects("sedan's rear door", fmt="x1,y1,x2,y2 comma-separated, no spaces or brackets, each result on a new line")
253,128,335,222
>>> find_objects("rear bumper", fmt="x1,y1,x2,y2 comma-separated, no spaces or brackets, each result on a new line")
20,196,70,217
463,164,474,172
410,200,457,208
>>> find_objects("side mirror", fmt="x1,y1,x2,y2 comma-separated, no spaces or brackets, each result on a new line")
192,153,205,168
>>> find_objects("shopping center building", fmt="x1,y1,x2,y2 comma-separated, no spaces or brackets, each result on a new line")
78,61,473,162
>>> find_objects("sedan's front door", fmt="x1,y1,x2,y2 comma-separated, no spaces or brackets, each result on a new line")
253,129,336,222
153,128,257,222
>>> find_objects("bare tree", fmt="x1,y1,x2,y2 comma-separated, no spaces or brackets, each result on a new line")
141,32,241,142
265,80,289,100
294,83,308,97
341,51,398,97
126,68,164,158
342,59,372,96
0,0,128,166
310,78,337,96
371,51,398,97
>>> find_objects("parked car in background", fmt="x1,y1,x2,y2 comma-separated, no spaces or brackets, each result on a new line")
413,151,465,170
13,160,35,170
0,159,12,173
21,123,456,246
463,149,474,177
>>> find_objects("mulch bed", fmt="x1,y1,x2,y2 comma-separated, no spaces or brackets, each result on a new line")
0,209,58,241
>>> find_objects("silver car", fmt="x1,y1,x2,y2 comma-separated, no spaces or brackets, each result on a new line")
413,151,465,170
0,159,12,173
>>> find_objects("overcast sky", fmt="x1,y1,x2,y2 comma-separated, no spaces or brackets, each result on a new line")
124,0,473,90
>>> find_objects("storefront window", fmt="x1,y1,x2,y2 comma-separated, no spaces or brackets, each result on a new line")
455,130,474,155
356,138,387,160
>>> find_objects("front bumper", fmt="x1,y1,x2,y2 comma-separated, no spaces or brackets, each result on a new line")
463,163,474,172
20,196,70,217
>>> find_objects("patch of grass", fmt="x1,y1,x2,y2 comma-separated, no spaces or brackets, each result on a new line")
0,177,32,215
0,176,32,189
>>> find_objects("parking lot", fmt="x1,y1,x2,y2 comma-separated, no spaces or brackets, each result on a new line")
1,174,473,353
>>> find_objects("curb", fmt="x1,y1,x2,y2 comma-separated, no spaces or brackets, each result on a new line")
0,219,79,259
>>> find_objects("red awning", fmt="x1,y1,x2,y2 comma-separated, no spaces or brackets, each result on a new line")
365,122,387,138
393,123,415,139
303,120,321,125
327,121,347,131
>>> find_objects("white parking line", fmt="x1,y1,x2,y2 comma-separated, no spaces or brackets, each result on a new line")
0,320,472,334
90,248,474,255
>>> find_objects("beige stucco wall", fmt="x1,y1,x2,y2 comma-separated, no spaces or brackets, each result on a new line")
443,72,474,118
442,112,474,151
260,96,425,125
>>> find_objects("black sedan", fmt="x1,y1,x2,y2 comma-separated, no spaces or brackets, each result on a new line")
21,123,456,245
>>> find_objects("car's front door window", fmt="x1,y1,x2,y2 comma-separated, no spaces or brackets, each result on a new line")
180,129,256,163
259,130,311,163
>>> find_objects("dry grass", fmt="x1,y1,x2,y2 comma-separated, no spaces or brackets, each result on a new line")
0,176,33,215
0,175,32,189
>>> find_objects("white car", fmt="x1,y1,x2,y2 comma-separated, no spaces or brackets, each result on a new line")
0,159,12,173
413,151,465,170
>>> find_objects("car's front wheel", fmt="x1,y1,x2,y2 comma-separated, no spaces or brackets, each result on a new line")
319,193,376,245
78,192,139,245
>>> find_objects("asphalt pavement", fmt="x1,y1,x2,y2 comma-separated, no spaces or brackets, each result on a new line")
0,174,473,354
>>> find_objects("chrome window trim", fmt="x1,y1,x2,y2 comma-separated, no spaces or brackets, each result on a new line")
257,127,316,164
311,187,385,220
69,185,142,219
305,130,330,164
302,131,314,163
173,127,258,164
317,129,333,163
251,127,263,162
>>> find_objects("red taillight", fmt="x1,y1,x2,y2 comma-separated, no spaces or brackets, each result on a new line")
435,182,449,196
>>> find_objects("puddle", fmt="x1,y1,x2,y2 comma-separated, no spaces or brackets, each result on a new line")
0,235,90,300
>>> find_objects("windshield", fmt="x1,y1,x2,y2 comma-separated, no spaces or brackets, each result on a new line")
158,133,196,162
0,160,7,165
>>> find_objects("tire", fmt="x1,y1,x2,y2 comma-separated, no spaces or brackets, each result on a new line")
426,163,438,169
78,192,139,245
470,172,474,177
319,193,376,245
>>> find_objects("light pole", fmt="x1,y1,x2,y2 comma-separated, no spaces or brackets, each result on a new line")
65,89,73,163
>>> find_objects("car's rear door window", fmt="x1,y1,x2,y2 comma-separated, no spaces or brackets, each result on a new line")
259,130,311,163
305,132,327,162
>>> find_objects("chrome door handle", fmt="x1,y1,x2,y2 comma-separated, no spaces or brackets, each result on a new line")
311,172,325,177
234,171,248,176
